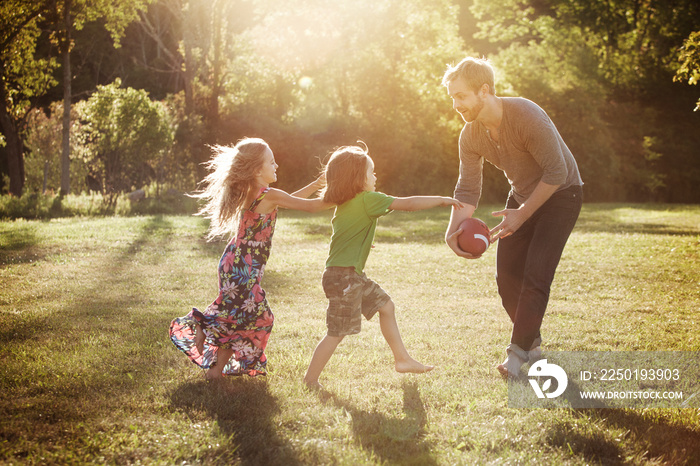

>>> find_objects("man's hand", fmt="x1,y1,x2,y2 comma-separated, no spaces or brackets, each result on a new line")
490,207,527,241
491,181,560,241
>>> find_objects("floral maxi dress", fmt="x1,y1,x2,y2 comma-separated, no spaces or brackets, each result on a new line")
169,188,276,376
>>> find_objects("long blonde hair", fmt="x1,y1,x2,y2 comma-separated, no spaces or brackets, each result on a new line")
320,145,371,205
193,138,269,241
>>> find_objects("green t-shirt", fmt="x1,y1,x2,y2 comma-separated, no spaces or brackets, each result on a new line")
326,191,395,274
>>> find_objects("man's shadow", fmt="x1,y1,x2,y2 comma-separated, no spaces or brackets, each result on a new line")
510,367,700,464
320,379,438,465
547,377,700,464
170,377,301,466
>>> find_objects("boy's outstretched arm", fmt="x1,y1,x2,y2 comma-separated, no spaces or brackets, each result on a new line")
390,196,463,212
445,202,480,259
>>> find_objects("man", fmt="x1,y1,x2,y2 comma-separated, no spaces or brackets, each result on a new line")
442,57,583,377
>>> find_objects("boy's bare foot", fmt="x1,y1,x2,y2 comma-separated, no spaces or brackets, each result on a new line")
194,324,205,355
396,359,434,373
303,378,323,391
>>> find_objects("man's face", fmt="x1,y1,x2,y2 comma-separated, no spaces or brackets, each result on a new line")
447,78,484,123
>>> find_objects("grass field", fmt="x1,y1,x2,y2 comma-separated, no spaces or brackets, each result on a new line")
1,204,699,464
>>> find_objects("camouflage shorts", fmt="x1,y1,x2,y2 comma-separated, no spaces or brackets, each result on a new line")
322,267,391,337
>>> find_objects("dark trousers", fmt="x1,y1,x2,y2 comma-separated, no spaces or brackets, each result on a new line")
496,185,582,351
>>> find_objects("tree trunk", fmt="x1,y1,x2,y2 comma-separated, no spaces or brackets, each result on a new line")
209,0,222,135
60,0,72,195
43,159,50,194
0,59,25,196
182,17,195,116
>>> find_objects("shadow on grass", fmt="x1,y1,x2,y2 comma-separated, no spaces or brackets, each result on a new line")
508,369,699,463
587,409,700,464
3,214,186,387
319,380,437,465
0,312,48,345
170,377,300,465
124,215,174,256
0,222,43,266
507,375,623,462
533,375,700,463
546,407,700,464
262,269,311,295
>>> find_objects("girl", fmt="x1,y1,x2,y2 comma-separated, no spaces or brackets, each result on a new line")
170,138,327,380
303,144,464,390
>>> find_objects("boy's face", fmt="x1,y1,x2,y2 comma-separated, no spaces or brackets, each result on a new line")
364,157,376,192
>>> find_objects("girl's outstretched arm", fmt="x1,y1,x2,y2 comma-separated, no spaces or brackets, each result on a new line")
292,174,325,199
264,176,333,213
390,196,464,212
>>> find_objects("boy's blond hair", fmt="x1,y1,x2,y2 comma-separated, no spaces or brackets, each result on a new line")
321,145,371,206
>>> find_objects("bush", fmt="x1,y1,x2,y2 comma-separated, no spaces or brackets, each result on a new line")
0,191,198,220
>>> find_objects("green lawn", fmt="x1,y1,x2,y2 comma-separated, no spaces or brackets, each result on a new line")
1,204,699,464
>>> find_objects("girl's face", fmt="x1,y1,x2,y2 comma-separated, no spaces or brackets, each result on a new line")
364,157,377,192
256,147,278,185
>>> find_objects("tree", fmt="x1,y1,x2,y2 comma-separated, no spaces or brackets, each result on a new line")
24,102,88,194
77,79,173,204
469,0,700,201
133,0,260,183
674,31,700,111
231,0,466,195
48,0,152,195
25,105,62,193
0,0,57,196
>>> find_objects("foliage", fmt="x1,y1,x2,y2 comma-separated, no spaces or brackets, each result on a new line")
226,0,466,196
77,79,173,204
470,0,700,202
674,30,700,111
49,0,154,195
45,0,153,47
0,190,198,219
23,107,61,193
24,102,90,194
0,0,59,195
4,0,700,205
0,2,58,121
0,0,153,196
161,93,207,192
551,0,700,91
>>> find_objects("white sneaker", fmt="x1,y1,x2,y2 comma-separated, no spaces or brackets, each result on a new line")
528,346,543,361
497,344,528,378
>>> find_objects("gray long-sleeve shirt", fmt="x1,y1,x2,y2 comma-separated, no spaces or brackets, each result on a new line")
454,97,583,207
